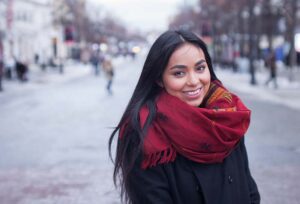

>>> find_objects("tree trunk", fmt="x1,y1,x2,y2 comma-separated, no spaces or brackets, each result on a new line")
248,0,257,85
286,0,297,81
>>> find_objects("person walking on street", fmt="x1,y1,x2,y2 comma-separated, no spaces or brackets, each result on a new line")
15,60,28,82
109,30,260,204
0,42,3,91
103,56,114,95
265,50,278,89
0,58,3,91
90,52,100,76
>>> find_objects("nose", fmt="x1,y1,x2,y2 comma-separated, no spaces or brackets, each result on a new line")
186,72,198,86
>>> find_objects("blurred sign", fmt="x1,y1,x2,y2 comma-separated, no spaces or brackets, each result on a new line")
64,26,74,43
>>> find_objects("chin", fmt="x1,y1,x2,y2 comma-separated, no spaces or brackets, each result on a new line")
186,100,202,107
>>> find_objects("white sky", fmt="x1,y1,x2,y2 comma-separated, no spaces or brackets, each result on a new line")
88,0,184,32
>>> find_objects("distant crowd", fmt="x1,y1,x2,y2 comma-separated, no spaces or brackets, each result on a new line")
0,52,117,95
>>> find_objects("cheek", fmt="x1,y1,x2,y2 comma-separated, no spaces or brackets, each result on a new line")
203,77,211,94
204,77,211,86
203,70,211,84
163,77,185,92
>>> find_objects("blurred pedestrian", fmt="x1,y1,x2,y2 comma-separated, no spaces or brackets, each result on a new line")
15,60,28,82
4,56,15,79
90,53,100,76
98,52,105,73
58,57,64,74
103,56,114,95
109,30,260,204
39,55,47,71
0,42,3,91
0,56,3,92
265,50,278,89
34,53,39,64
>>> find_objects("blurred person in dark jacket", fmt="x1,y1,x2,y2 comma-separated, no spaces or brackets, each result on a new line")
0,58,3,91
0,44,3,91
109,30,260,204
265,50,278,89
90,52,100,76
15,60,28,82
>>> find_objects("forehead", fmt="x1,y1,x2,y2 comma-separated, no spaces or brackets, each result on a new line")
168,43,205,65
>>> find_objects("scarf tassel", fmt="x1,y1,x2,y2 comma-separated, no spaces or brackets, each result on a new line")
141,147,177,169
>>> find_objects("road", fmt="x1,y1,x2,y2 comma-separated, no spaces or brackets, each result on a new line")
0,56,299,204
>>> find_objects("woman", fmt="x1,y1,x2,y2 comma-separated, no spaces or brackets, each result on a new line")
109,30,260,204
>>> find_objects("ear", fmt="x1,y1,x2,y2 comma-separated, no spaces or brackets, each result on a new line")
156,80,164,88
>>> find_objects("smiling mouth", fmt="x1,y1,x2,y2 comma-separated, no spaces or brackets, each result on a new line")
183,88,202,96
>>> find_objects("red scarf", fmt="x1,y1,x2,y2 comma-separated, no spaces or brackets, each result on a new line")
122,80,251,169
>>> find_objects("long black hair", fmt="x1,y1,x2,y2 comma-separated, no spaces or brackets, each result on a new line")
108,29,218,203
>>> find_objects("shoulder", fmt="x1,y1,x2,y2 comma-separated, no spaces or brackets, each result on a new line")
129,154,204,203
129,152,197,185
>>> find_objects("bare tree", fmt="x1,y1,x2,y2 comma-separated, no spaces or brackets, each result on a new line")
52,0,140,44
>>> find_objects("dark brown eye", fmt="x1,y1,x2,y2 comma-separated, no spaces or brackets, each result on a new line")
196,66,206,72
174,71,185,77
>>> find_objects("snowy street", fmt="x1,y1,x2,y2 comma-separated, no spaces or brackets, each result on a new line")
0,55,300,204
0,57,142,204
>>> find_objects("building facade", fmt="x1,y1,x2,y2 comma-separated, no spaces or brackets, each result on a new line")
2,0,66,66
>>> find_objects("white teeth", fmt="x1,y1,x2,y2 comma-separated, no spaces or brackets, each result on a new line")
186,88,200,95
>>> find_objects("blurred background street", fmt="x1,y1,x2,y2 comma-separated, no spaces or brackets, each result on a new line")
0,0,300,203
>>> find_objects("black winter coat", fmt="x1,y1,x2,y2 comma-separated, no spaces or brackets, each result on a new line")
128,138,260,204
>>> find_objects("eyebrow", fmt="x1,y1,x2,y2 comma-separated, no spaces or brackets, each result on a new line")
170,59,206,69
195,59,206,66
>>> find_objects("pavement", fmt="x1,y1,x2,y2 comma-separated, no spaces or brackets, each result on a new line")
0,56,137,204
0,61,93,95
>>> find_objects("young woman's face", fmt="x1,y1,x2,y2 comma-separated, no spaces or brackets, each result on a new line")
161,43,211,107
